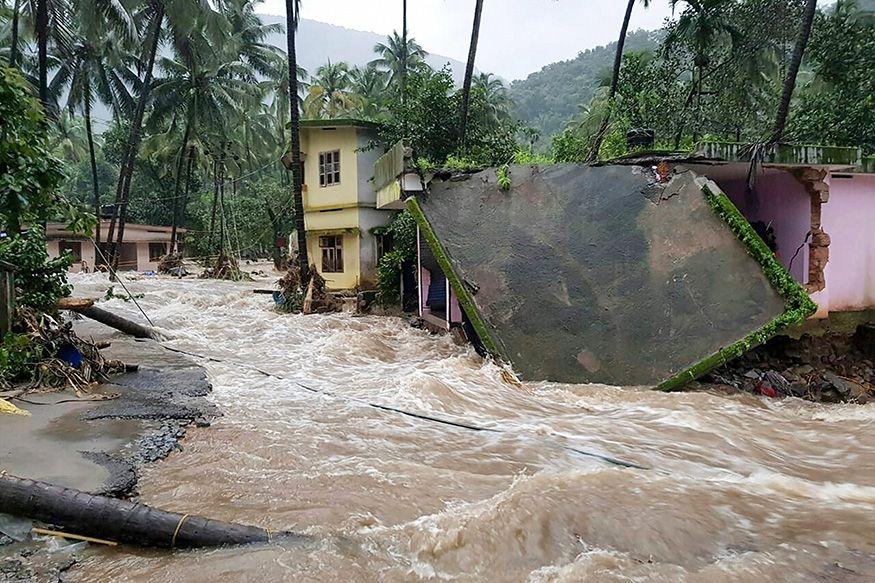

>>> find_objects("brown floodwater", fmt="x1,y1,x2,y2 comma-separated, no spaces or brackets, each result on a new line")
66,273,875,582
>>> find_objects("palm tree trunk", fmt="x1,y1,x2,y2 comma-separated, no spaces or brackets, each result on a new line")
285,0,310,286
176,147,195,253
587,0,635,162
169,115,194,249
36,0,48,106
459,0,484,150
83,80,101,245
769,0,817,144
106,3,165,269
9,0,20,67
208,155,222,250
401,0,407,106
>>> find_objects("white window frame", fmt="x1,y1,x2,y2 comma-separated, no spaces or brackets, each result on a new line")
318,150,341,187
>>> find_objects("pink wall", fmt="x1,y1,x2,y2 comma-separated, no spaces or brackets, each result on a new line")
815,174,875,313
716,170,811,283
449,286,463,323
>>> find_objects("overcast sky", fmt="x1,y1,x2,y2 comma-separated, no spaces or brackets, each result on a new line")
256,0,682,81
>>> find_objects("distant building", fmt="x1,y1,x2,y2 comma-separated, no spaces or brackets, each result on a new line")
297,119,394,290
46,221,183,272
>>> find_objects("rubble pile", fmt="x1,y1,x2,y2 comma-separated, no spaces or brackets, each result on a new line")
703,326,874,403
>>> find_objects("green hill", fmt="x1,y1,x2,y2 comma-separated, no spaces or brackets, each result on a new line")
507,30,659,139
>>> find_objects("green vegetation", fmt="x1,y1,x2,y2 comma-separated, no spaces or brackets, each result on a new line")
508,30,658,140
513,0,873,159
376,210,417,305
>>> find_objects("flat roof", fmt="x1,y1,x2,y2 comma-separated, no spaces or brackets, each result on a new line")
298,118,382,130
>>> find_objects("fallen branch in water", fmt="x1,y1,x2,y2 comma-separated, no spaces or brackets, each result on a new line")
0,474,301,549
68,304,160,340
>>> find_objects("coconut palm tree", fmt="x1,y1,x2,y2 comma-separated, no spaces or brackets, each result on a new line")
370,31,426,93
50,12,136,243
351,64,388,119
473,72,512,126
51,110,88,161
458,0,484,149
586,0,651,161
304,60,359,118
149,25,263,248
105,0,166,267
769,0,818,144
285,0,308,284
664,0,740,147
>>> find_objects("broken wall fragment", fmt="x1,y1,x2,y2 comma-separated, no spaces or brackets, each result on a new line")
410,164,815,388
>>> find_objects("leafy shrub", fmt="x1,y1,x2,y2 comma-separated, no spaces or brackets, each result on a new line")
0,332,41,383
0,230,72,313
377,210,417,305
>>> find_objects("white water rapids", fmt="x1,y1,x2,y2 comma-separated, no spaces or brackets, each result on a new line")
67,273,875,582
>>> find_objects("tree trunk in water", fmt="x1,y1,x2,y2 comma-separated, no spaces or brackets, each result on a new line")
587,0,635,162
208,160,220,250
73,304,158,339
0,474,298,548
169,116,193,250
106,4,165,268
9,0,20,67
173,147,195,253
285,0,310,286
84,82,101,245
36,0,48,106
458,0,484,150
769,0,817,144
265,199,282,270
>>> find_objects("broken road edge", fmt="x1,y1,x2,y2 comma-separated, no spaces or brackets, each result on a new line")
406,174,817,392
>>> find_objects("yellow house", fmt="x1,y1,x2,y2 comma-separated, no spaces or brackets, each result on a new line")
299,119,392,290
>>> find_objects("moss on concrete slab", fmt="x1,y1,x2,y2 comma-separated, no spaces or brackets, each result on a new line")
656,179,818,390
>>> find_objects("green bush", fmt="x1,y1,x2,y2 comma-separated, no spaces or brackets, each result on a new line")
377,210,417,305
0,332,41,383
0,230,73,312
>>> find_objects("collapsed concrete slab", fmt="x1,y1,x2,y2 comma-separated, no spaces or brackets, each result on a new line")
409,164,816,389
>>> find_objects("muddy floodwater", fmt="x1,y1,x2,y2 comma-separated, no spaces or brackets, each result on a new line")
66,274,875,582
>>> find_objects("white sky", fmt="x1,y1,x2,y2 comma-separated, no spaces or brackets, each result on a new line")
256,0,681,81
256,0,835,81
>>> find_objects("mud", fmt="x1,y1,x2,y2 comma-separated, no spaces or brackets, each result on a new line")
0,316,215,582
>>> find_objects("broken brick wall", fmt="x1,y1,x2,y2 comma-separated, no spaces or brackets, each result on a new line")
814,173,875,313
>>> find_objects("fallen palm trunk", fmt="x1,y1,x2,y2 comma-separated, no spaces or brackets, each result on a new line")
0,475,295,548
71,304,159,340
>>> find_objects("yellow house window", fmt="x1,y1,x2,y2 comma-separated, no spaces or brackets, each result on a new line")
319,150,341,187
319,235,344,273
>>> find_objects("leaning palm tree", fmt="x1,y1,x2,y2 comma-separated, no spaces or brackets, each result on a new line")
586,0,651,161
285,0,309,284
769,0,818,144
370,31,426,93
50,12,136,243
105,0,167,268
458,0,485,149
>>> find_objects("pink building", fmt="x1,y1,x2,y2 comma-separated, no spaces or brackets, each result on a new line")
685,143,874,318
46,221,184,272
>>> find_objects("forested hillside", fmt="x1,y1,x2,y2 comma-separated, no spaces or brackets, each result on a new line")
508,30,658,138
